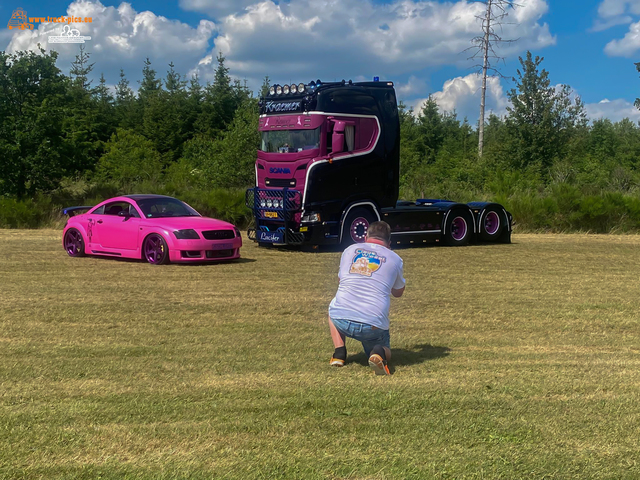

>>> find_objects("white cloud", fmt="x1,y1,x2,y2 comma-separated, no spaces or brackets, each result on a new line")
604,19,640,56
597,0,640,18
595,0,640,51
179,0,258,19
591,15,633,32
410,73,509,121
395,75,428,99
192,0,555,87
3,0,556,105
406,76,637,125
585,98,640,122
5,1,215,86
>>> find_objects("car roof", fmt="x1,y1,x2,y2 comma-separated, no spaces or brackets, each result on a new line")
123,195,176,201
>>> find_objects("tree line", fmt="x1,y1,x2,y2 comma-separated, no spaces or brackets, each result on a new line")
2,47,640,232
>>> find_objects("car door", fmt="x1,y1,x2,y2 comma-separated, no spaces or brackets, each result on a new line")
86,205,105,248
98,201,141,250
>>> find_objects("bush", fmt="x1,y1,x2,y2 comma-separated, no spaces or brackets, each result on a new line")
0,197,48,228
96,129,163,188
173,188,251,226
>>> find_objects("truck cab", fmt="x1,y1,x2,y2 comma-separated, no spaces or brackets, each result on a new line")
247,79,511,247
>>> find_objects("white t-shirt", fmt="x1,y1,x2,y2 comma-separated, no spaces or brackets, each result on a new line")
328,242,406,330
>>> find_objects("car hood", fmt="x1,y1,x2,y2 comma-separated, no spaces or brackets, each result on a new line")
145,216,235,231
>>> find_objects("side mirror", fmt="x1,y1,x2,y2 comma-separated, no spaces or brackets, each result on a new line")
331,120,346,154
332,132,344,153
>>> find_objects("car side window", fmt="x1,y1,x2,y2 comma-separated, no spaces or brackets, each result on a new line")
128,203,141,218
104,202,130,216
92,205,105,215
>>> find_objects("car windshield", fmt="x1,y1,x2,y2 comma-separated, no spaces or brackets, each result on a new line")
260,127,320,153
135,198,200,218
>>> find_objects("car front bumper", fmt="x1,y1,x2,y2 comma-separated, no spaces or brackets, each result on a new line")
168,236,242,262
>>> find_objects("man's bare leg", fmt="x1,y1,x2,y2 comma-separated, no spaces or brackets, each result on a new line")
329,317,347,366
328,316,345,348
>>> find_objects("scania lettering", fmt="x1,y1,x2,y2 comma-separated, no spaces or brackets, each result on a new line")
246,79,512,247
270,167,291,174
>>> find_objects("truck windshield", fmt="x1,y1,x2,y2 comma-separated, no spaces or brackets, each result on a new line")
260,127,320,153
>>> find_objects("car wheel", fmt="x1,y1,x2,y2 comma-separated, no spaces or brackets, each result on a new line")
480,207,505,242
342,207,376,247
63,228,85,257
444,210,472,246
143,233,170,265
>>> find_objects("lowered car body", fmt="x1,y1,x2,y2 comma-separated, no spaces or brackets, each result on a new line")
62,195,242,264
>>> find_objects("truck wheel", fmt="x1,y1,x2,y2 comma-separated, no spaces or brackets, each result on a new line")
480,206,505,242
444,210,472,246
342,207,375,246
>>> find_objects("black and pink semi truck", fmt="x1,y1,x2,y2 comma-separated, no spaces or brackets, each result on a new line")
246,78,512,247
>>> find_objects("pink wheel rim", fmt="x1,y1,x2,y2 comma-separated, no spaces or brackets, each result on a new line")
350,217,369,243
64,230,83,256
484,211,500,235
144,234,167,264
451,217,467,241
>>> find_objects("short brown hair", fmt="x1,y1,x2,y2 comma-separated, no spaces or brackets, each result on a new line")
366,221,391,243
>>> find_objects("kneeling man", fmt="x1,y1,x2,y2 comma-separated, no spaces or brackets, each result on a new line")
328,221,406,375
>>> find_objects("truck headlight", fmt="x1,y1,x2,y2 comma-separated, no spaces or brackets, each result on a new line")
266,199,273,208
260,199,267,208
173,229,200,239
301,213,321,223
272,199,280,208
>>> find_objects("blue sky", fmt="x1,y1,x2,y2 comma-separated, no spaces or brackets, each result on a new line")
3,0,640,123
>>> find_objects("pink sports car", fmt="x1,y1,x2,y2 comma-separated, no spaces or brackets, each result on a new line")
62,195,242,264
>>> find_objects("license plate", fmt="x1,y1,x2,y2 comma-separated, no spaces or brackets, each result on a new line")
258,231,284,243
264,211,278,218
212,242,234,250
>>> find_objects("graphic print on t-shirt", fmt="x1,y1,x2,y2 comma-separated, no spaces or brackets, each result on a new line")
349,248,387,277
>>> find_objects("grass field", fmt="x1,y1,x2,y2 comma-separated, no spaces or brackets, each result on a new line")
2,230,640,479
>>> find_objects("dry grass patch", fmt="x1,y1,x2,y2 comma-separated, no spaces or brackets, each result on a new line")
2,231,640,478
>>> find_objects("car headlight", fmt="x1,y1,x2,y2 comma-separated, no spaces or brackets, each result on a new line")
301,213,321,223
234,227,241,238
260,199,267,208
266,199,273,208
173,229,200,239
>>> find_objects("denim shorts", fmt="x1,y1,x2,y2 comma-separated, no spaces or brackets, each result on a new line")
330,317,390,357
